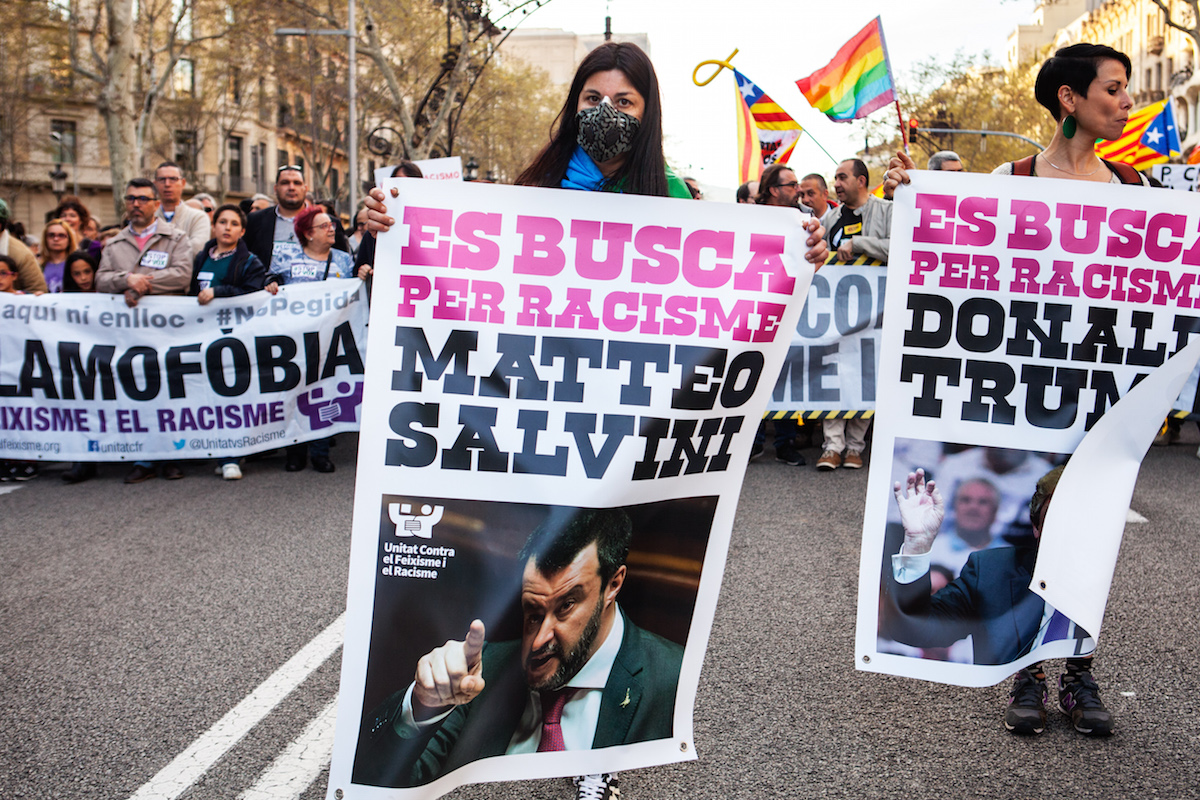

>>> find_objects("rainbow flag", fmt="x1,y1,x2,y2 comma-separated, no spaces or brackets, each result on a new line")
734,69,803,183
796,17,895,122
1095,100,1181,170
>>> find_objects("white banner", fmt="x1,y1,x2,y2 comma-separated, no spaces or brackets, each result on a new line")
855,170,1200,686
328,180,814,797
0,280,368,462
765,259,884,414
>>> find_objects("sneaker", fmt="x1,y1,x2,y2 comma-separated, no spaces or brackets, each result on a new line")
749,441,764,461
775,444,805,466
816,450,842,471
574,773,620,800
9,463,39,481
843,451,864,469
222,463,243,481
1059,670,1114,736
1004,668,1048,735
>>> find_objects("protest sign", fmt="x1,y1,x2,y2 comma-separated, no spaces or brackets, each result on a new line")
375,157,465,188
765,259,884,418
327,179,815,798
1152,163,1200,191
0,280,367,462
855,170,1200,687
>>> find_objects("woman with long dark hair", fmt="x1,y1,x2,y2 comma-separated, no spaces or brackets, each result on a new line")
514,41,687,197
364,42,827,255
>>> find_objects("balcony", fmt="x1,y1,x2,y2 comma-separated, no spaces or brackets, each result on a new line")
1148,35,1165,55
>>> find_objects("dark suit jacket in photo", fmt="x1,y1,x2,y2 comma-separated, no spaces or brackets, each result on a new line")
881,543,1046,665
352,613,684,788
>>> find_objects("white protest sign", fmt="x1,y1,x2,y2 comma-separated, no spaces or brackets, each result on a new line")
374,157,464,188
855,170,1200,687
327,179,814,797
0,281,367,461
1152,163,1200,191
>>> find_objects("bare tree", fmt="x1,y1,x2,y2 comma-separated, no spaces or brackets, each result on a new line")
67,0,234,217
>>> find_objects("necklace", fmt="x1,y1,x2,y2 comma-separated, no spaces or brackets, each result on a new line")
1038,152,1105,177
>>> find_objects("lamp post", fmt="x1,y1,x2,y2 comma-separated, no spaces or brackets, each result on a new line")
49,164,67,203
49,131,78,196
464,157,479,182
275,0,358,216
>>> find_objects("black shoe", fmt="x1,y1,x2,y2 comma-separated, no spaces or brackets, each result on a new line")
1059,670,1114,736
124,464,157,484
9,463,39,481
1004,668,1047,735
285,454,307,472
62,463,97,483
749,441,764,462
311,456,335,473
162,464,184,480
775,444,806,466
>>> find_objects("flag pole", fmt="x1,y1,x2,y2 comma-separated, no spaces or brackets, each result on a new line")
874,16,908,153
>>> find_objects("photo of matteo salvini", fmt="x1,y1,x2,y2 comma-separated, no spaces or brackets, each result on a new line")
353,508,685,788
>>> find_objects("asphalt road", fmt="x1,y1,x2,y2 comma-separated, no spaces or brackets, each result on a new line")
2,430,1197,800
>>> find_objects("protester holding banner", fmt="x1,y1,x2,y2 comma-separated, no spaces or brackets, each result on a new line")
96,177,195,309
97,177,195,483
262,205,354,474
185,203,269,481
881,41,1151,738
358,43,826,800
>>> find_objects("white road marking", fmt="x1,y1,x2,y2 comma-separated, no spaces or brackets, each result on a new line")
237,697,338,800
1126,508,1148,524
0,485,23,496
126,614,345,800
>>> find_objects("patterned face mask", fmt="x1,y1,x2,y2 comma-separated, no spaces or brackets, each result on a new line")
575,99,641,164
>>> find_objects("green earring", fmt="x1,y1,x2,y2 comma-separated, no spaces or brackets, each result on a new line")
1063,115,1077,139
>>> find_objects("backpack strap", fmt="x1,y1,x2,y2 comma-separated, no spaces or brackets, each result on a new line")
1012,155,1036,176
1101,159,1143,185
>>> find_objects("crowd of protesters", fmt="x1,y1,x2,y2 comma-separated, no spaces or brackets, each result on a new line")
0,158,371,484
0,37,1186,800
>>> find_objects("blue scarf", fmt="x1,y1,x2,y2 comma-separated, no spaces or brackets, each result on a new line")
561,146,607,192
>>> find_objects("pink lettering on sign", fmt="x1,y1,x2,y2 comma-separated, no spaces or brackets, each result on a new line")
400,206,451,267
397,275,431,317
572,220,633,280
513,216,566,276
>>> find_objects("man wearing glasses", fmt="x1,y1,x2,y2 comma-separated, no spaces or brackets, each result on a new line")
153,161,211,257
245,165,349,273
95,178,195,483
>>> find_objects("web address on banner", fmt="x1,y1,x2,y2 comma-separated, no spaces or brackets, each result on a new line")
0,439,62,455
189,430,288,450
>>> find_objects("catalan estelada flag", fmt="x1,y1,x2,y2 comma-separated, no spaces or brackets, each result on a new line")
796,16,895,122
734,69,803,184
1095,100,1181,170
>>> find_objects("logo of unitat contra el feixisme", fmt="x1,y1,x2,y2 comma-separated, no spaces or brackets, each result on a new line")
388,503,445,539
298,381,363,431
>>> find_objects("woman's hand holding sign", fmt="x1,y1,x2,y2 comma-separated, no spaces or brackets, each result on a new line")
412,619,487,719
893,468,945,555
